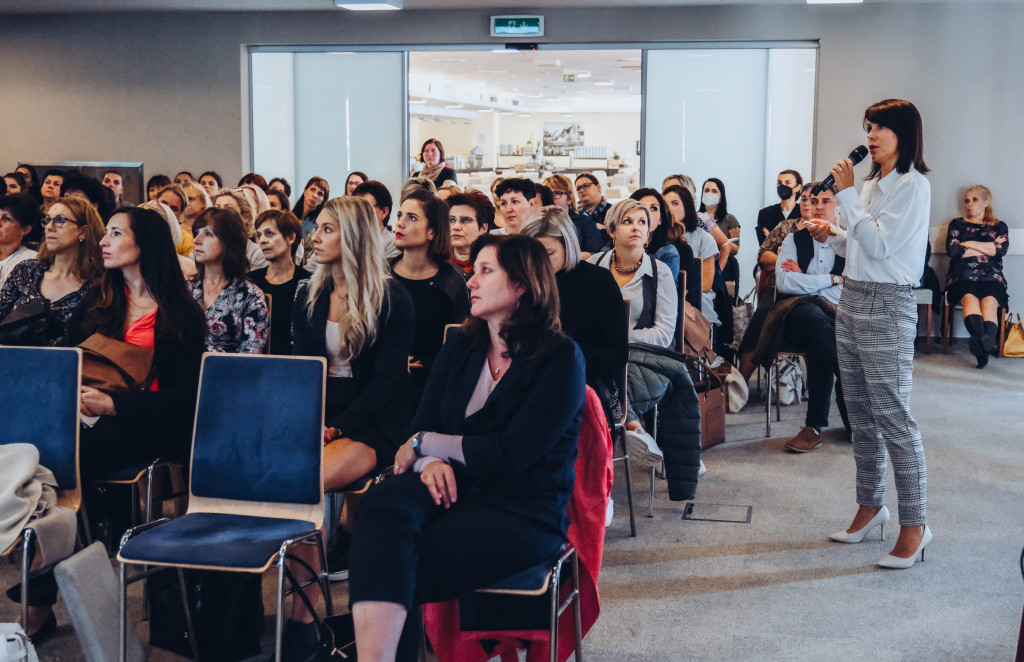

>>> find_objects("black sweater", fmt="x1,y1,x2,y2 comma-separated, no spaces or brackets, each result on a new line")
555,261,628,387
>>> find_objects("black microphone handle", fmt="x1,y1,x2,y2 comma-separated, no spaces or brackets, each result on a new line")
813,145,868,195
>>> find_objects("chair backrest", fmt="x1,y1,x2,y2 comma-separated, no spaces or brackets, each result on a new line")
187,353,327,526
442,323,461,345
0,347,82,511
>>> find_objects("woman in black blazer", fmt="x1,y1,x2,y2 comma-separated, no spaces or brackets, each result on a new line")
342,234,586,662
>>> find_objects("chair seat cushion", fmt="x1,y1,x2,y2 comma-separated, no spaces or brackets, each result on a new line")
118,512,315,570
476,558,552,596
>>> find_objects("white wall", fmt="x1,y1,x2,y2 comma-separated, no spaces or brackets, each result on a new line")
2,4,1022,298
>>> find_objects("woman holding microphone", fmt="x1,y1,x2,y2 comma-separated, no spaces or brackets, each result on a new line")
811,99,931,569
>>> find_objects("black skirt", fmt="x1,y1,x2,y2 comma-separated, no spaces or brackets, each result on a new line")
325,376,410,469
946,280,1008,309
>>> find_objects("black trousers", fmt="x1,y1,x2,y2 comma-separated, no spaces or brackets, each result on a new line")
348,472,564,611
782,302,849,430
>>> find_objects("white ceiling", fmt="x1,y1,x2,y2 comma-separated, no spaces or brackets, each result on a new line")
409,49,642,116
0,0,1008,12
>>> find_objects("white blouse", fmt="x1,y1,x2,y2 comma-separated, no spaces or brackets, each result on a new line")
830,166,930,286
588,251,678,348
325,321,353,378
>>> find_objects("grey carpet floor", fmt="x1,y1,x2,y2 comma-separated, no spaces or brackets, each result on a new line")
3,344,1022,661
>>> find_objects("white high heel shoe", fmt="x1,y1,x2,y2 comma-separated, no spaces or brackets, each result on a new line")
878,525,932,569
829,506,890,543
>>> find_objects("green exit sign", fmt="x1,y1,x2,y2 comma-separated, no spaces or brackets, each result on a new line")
491,15,544,37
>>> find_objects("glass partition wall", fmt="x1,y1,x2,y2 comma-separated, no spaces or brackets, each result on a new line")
250,43,816,270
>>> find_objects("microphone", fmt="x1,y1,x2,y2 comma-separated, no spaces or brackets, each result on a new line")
813,145,869,195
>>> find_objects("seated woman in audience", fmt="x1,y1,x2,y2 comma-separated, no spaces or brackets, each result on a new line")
179,179,211,236
588,199,677,465
664,184,719,325
7,206,206,641
0,196,104,346
345,171,368,196
415,138,457,189
15,165,42,204
269,177,292,197
198,171,223,198
4,172,27,195
697,177,737,271
187,207,268,353
139,201,197,278
266,188,290,211
238,172,268,190
292,176,330,266
248,209,309,355
391,188,471,391
240,183,271,220
0,193,39,288
522,206,627,424
946,184,1010,368
630,188,681,281
435,183,463,202
146,174,171,202
343,234,584,662
447,190,493,277
213,188,268,271
547,173,603,254
156,184,194,257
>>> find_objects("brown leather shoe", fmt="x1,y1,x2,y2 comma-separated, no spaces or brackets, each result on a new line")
785,426,822,453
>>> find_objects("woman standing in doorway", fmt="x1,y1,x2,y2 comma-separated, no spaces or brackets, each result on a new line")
415,139,458,189
813,99,931,569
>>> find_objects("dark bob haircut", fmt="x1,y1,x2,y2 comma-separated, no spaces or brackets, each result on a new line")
863,98,930,179
494,177,536,201
446,190,494,231
192,206,251,281
353,180,394,225
255,208,303,262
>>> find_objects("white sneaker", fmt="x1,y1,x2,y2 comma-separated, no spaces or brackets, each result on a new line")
624,428,664,466
697,460,707,477
605,497,614,528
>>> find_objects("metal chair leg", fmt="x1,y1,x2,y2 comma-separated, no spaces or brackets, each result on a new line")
20,529,32,636
571,550,583,661
177,568,201,662
119,563,127,662
275,556,287,662
775,358,782,422
764,362,774,437
549,563,560,662
617,429,636,537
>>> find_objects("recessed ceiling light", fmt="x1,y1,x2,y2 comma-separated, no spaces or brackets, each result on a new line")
334,0,401,9
806,0,863,3
593,81,614,86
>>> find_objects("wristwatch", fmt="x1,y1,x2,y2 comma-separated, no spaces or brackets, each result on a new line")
411,431,425,458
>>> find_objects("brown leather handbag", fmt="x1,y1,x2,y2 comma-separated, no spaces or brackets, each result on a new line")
79,333,155,394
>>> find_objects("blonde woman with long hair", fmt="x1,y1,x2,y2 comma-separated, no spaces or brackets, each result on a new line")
286,196,416,644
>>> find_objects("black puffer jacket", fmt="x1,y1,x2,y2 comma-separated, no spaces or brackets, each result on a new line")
626,343,702,500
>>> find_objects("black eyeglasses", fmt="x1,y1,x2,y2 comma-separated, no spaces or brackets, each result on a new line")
575,182,594,194
41,214,84,229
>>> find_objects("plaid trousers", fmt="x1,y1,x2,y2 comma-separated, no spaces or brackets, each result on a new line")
835,279,927,526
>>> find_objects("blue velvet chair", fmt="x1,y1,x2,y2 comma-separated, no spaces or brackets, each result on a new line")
116,353,329,662
0,346,84,631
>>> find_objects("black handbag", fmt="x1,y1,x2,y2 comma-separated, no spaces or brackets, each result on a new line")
0,299,58,346
147,568,265,661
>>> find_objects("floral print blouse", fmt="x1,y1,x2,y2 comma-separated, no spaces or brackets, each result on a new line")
945,218,1009,288
187,276,269,354
0,260,92,347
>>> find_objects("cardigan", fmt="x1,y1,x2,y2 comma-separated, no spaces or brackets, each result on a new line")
291,278,416,438
556,261,628,385
411,331,586,535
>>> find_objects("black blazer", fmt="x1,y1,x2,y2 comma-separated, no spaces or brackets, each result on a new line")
72,312,205,460
409,331,586,535
291,278,415,438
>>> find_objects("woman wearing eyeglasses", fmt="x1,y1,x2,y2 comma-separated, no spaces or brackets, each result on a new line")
0,196,104,346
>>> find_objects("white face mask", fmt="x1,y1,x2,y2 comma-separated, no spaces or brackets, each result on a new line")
702,192,720,208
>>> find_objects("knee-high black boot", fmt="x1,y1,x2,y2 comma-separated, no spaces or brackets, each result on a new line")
982,320,999,355
963,314,988,368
